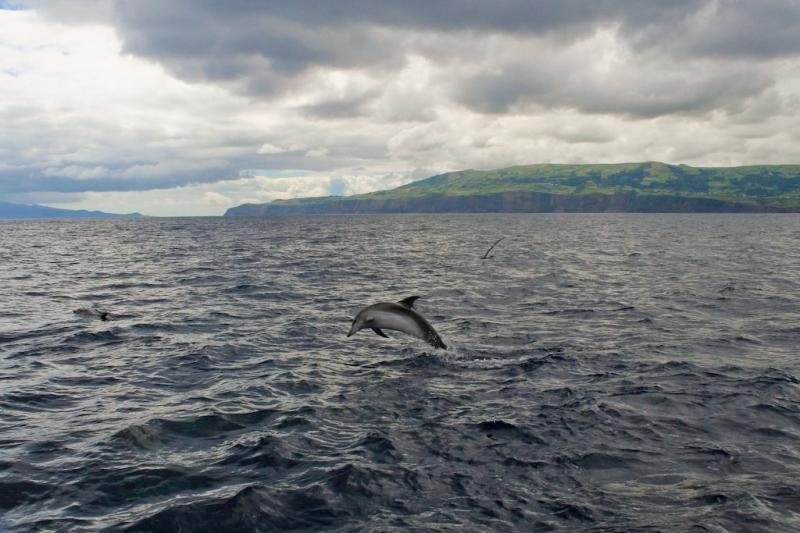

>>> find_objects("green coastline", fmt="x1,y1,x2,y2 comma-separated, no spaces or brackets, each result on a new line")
225,162,800,215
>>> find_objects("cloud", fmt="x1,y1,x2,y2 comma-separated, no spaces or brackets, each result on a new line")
27,1,798,102
631,0,800,59
1,2,799,214
29,4,799,120
257,143,285,155
0,9,276,195
449,29,775,117
305,147,329,158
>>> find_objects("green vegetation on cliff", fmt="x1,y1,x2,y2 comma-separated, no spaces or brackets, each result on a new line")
225,162,800,215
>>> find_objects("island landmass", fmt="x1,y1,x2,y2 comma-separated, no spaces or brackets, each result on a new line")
0,201,142,220
225,162,800,216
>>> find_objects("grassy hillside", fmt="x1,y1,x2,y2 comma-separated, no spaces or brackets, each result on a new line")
226,162,800,215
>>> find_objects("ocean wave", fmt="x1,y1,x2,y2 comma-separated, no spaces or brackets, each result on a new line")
1,214,799,531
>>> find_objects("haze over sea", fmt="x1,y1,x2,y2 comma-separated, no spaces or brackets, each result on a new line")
1,214,799,531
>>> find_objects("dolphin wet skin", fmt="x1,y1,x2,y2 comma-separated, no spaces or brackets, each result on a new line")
347,296,447,349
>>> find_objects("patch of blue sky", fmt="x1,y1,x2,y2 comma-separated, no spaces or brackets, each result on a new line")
328,177,347,196
2,67,22,77
2,63,28,77
0,1,25,10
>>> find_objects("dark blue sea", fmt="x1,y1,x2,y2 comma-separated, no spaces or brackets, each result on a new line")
1,214,799,532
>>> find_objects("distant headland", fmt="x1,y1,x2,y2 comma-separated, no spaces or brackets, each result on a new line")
225,162,800,216
0,201,142,220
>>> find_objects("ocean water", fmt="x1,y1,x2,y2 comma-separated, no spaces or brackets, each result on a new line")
1,214,799,532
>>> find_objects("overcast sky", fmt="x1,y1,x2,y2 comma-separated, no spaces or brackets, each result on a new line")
2,1,799,215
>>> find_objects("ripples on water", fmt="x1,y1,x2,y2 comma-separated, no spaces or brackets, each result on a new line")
1,214,799,531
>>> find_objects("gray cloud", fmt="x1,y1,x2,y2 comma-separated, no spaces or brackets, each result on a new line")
20,0,800,114
452,49,774,118
45,1,796,115
298,89,380,119
4,0,800,211
631,0,800,59
30,1,797,95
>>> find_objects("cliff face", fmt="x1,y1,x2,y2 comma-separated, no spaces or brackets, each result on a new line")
225,191,783,216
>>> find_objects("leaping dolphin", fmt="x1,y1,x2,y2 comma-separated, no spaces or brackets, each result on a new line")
347,296,447,349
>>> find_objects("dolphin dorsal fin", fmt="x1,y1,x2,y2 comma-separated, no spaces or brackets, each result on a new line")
398,296,420,308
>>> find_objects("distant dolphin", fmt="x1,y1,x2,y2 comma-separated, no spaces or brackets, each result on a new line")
73,307,110,321
347,296,447,349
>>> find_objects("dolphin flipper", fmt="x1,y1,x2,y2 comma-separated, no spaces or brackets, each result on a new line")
398,296,420,308
373,328,390,338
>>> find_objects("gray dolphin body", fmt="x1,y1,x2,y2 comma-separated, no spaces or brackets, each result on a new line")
347,296,447,349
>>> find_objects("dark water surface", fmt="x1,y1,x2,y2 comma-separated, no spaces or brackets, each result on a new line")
1,214,799,531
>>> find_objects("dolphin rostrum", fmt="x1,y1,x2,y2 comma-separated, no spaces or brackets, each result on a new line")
347,296,447,349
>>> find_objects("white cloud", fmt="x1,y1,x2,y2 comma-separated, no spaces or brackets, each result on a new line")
203,191,231,206
305,147,329,158
256,143,285,155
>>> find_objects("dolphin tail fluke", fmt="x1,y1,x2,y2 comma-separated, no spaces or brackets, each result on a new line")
373,328,390,338
398,296,420,308
427,333,447,350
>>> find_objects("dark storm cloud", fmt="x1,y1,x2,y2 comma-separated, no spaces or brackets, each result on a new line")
106,1,694,92
25,0,800,115
632,0,800,59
